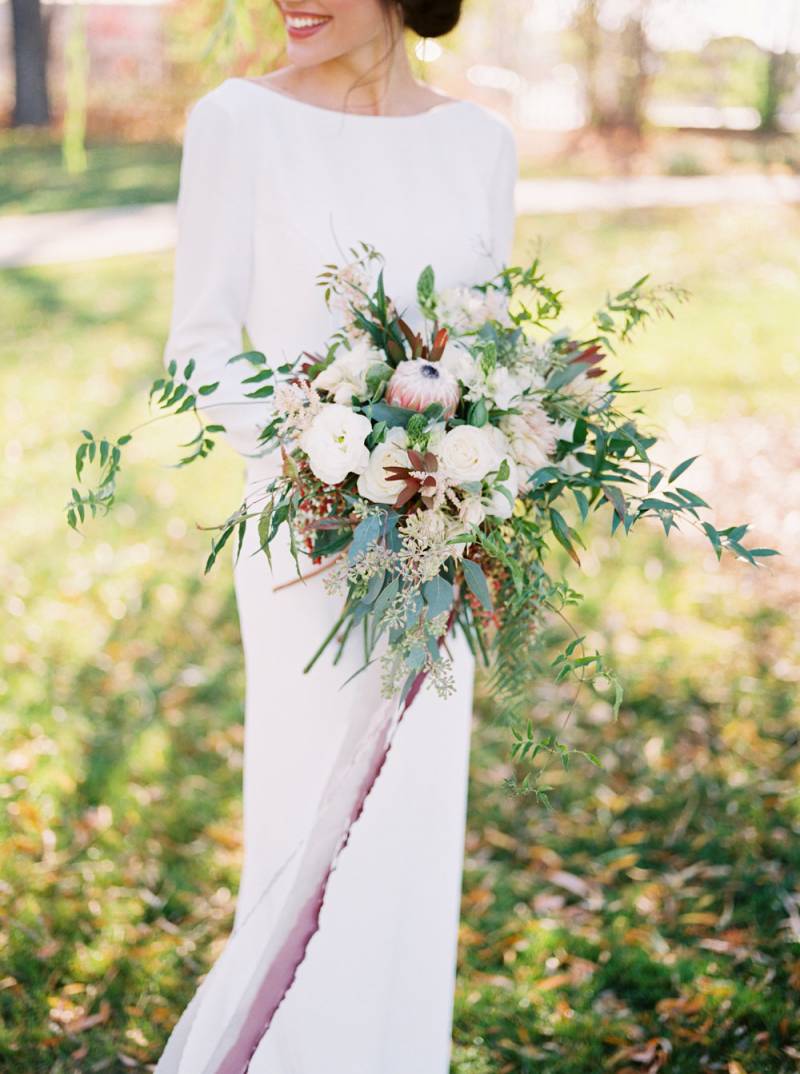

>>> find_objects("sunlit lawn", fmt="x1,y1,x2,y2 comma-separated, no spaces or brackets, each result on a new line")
0,135,180,216
3,129,797,216
1,205,798,1072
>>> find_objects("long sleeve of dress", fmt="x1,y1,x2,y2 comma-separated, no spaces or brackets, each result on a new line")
489,123,519,268
163,92,267,458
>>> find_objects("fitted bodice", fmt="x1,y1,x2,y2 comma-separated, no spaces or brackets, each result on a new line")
163,76,518,461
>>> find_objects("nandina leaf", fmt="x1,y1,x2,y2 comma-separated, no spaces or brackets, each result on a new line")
430,327,449,361
406,449,425,471
568,342,604,367
394,483,420,508
386,338,405,363
398,319,420,351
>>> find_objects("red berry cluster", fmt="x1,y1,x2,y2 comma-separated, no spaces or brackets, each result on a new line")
289,457,354,565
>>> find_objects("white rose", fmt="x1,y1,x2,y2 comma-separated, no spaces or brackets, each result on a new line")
439,341,477,388
357,427,410,504
299,403,372,485
312,338,383,405
438,424,499,485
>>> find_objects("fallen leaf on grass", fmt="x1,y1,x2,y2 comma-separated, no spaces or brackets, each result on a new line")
612,1037,672,1071
548,869,593,898
68,1000,111,1034
656,994,705,1016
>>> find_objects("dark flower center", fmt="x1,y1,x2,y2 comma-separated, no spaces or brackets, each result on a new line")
421,363,439,379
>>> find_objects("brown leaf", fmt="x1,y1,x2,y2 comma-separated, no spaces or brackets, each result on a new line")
548,869,592,899
68,1000,111,1034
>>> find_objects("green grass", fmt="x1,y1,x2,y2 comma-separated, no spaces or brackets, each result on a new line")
0,135,180,216
1,206,798,1072
4,128,798,218
517,204,800,419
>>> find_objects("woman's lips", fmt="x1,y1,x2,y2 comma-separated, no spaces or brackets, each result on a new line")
282,10,332,39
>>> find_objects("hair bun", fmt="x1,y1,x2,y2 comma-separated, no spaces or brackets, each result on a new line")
401,0,463,38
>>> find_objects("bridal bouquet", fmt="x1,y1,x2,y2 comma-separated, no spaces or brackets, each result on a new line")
68,242,774,790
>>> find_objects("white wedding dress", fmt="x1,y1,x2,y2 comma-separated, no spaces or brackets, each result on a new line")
156,77,517,1074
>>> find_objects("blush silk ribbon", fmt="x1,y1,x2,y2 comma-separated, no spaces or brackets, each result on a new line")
155,587,454,1074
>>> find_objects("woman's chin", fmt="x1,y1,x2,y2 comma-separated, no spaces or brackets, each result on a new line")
285,39,337,67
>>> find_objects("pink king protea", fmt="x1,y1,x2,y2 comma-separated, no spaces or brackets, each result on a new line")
384,360,461,419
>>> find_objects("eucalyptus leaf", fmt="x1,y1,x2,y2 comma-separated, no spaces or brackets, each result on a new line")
423,575,454,619
462,558,492,611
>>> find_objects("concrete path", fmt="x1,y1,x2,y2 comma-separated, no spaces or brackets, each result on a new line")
2,173,799,269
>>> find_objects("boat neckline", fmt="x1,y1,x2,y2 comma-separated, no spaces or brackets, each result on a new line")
230,76,472,121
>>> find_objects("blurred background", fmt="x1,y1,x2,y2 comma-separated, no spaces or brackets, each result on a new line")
1,2,799,1072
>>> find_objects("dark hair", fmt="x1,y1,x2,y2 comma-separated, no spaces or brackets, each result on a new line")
396,0,463,38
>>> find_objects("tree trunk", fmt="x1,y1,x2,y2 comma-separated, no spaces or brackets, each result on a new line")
617,13,652,134
759,50,796,133
575,0,607,128
10,0,51,127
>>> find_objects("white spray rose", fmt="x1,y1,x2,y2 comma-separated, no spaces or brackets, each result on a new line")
357,427,410,504
312,338,383,406
299,403,371,485
438,424,499,485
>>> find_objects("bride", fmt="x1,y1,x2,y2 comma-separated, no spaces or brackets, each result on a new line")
156,1,517,1071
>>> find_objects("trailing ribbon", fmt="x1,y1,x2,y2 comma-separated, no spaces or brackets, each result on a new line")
157,600,458,1074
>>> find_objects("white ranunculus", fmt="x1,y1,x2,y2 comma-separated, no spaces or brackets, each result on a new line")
357,427,410,504
439,340,478,388
438,424,499,485
299,403,372,485
312,338,383,406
